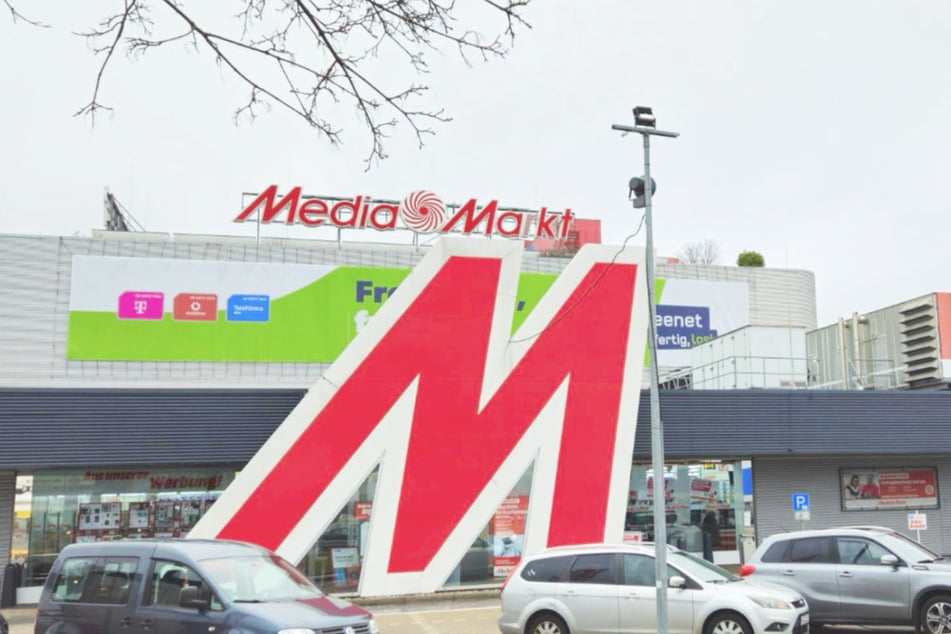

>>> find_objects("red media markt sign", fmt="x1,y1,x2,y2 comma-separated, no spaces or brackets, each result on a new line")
190,238,649,597
235,186,575,239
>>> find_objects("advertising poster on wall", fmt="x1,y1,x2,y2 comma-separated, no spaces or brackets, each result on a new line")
330,547,361,590
68,256,750,366
491,494,528,576
840,467,939,511
652,279,749,367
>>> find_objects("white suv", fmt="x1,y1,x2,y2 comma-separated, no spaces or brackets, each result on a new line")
498,543,809,634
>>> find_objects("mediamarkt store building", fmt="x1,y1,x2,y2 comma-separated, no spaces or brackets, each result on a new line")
8,187,945,604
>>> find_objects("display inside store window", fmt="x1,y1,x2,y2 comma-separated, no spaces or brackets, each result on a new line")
14,468,236,588
70,495,219,543
128,502,150,529
626,462,740,558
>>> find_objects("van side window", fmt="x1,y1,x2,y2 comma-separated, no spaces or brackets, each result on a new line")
51,557,97,602
145,560,221,610
87,557,138,605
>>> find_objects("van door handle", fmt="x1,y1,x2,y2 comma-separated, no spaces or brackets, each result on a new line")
140,618,155,630
782,570,797,576
120,616,134,628
839,571,853,578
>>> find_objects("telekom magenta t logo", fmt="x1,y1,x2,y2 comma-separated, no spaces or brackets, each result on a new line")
117,292,164,320
190,238,649,597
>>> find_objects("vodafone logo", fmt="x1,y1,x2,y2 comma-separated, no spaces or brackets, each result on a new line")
398,191,446,233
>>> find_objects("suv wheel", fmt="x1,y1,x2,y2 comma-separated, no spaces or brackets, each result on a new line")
704,611,752,634
922,594,951,634
527,612,569,634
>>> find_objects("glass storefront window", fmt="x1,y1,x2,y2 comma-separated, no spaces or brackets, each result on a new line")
299,467,376,592
627,461,744,563
302,466,534,593
13,467,236,588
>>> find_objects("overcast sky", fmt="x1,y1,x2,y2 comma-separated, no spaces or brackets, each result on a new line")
2,1,949,325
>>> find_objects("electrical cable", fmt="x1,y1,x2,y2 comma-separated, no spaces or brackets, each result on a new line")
509,211,647,344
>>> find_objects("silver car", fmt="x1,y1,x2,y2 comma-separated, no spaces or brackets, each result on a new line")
498,543,809,634
742,526,951,632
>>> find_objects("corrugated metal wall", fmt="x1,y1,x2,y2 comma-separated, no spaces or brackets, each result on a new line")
0,471,14,602
0,389,302,469
0,388,951,471
0,233,816,388
754,456,951,554
632,389,951,459
5,387,951,469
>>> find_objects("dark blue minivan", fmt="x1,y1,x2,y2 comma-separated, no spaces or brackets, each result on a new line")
35,538,380,634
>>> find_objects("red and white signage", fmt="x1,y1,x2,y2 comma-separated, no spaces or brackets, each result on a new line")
235,186,576,239
189,237,648,596
908,512,928,531
842,467,940,512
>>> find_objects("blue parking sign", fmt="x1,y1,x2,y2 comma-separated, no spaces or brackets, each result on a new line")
792,493,810,511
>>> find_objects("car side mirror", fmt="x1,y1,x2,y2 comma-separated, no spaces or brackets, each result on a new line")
668,575,686,589
179,585,210,610
880,554,899,567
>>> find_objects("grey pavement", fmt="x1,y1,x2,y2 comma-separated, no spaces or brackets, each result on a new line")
3,592,919,634
2,588,503,633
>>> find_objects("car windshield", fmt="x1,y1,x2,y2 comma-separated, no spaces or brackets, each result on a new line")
878,532,943,563
668,550,737,583
197,554,324,602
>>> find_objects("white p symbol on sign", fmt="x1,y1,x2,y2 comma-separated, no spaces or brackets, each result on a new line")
792,493,810,511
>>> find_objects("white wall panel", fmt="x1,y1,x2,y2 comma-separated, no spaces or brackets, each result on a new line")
0,233,815,388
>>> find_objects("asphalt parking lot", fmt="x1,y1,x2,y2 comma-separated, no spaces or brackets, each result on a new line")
1,590,918,634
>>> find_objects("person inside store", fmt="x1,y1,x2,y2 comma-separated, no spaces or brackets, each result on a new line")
844,474,861,498
701,510,719,563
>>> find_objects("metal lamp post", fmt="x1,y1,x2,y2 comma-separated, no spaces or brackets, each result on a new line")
612,106,679,634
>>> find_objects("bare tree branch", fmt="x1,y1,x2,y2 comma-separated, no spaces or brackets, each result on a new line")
3,0,50,27
72,0,153,123
5,0,532,168
678,238,722,265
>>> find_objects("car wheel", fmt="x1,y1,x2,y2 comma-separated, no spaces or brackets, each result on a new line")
527,612,569,634
922,594,951,634
704,611,752,634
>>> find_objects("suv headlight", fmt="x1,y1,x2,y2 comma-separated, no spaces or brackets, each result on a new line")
749,595,792,610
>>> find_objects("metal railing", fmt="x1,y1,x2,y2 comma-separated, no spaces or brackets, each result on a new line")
659,355,905,391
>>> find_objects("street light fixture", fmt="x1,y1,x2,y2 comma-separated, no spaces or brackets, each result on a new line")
633,105,656,128
612,106,679,634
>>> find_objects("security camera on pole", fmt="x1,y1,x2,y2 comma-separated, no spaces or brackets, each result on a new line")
612,106,679,634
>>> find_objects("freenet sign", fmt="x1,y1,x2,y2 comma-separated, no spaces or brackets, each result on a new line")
234,186,576,239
